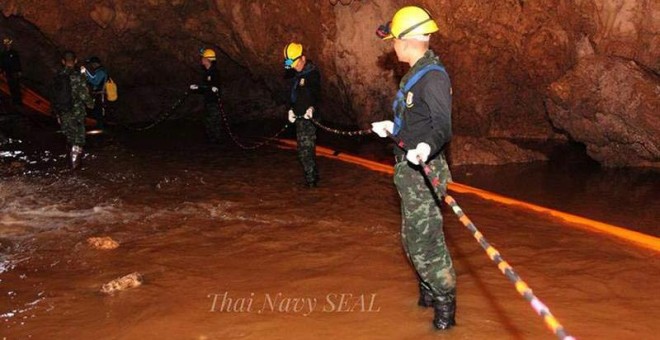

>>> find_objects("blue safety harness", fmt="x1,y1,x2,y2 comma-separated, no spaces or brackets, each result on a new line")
392,64,447,136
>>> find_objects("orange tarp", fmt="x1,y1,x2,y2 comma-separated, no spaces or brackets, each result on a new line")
0,74,96,126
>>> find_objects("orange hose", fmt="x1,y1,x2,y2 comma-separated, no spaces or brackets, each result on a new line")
275,138,660,253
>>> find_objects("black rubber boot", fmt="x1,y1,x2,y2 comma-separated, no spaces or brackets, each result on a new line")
417,283,434,308
432,292,456,330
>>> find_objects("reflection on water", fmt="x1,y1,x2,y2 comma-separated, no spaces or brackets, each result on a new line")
2,120,657,240
317,132,659,237
451,161,659,236
0,120,658,339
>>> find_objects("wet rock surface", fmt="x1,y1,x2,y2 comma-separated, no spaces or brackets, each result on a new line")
87,236,120,250
100,272,143,294
547,56,660,167
0,0,658,166
449,136,548,166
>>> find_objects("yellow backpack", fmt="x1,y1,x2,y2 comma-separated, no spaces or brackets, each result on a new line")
105,78,118,102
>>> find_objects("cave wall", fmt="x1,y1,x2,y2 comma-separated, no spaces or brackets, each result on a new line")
1,0,658,166
547,55,660,167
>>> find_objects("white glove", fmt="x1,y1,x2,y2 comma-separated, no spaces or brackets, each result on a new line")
287,109,296,123
211,86,219,93
304,107,314,119
80,66,87,75
189,84,199,90
406,142,431,165
370,120,394,138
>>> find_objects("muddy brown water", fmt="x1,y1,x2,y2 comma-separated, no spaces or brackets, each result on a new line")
1,120,659,339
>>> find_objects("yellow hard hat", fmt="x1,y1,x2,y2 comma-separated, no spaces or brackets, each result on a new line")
200,48,216,61
377,6,438,40
283,42,303,69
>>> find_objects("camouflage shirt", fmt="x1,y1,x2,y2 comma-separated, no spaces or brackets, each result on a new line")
62,66,94,116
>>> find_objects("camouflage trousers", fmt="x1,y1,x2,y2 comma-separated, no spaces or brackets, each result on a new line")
204,103,223,143
60,109,86,146
393,154,456,299
295,119,318,185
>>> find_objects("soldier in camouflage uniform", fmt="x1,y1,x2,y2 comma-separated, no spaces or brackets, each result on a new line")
190,48,222,143
57,50,94,169
284,42,320,188
372,6,457,330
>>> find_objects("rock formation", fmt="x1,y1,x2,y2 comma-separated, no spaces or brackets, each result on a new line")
449,136,548,166
547,56,659,167
0,0,657,166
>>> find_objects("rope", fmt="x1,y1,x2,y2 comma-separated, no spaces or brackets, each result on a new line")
309,117,372,136
122,91,191,131
218,101,291,150
387,132,575,340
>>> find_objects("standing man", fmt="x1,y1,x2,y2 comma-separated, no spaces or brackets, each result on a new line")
371,6,456,330
284,42,320,188
53,50,94,169
190,48,222,143
82,56,108,130
1,37,23,108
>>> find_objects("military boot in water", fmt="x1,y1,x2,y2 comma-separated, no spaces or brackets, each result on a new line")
304,172,318,188
432,291,456,330
70,145,83,170
418,283,434,308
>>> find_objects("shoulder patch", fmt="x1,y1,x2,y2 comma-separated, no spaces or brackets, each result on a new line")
406,91,414,108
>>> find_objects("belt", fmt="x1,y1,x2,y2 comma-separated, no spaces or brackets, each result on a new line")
395,153,443,164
